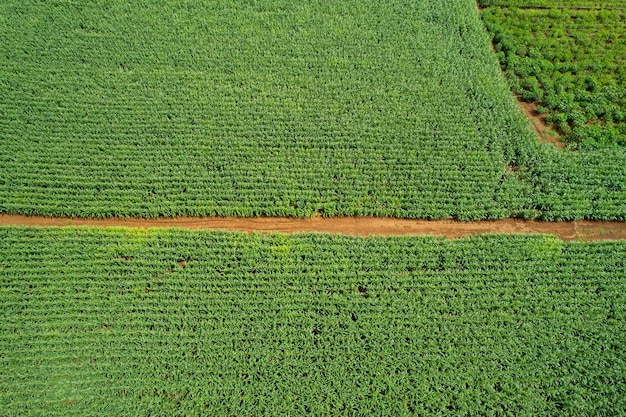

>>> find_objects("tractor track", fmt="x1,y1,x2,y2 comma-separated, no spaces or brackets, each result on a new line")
1,214,626,241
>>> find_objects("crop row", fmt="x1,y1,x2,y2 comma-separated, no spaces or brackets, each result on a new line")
1,227,625,416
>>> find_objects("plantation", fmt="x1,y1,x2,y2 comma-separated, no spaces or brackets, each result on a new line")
1,227,625,416
1,0,626,415
1,0,625,220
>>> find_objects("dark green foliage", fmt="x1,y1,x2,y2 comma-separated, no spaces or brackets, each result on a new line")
481,6,626,149
479,0,626,8
0,227,625,416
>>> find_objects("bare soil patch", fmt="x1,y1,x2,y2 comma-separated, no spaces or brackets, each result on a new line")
1,214,625,241
516,97,565,149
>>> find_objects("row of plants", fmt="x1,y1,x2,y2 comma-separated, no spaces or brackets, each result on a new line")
479,0,626,8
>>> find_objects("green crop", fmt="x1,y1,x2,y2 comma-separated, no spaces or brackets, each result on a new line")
0,0,625,220
481,4,626,149
0,227,625,416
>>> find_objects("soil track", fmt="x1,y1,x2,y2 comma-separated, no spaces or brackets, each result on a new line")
1,214,625,241
517,97,565,149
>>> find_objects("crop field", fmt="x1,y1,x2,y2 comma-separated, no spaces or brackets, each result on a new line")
1,0,625,220
0,227,625,416
1,0,626,416
481,1,626,149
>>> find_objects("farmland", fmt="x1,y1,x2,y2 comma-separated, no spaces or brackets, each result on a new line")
1,0,625,220
1,0,626,415
1,227,625,416
481,1,626,149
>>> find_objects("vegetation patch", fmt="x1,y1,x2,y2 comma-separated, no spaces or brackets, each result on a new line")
481,3,626,149
479,0,626,8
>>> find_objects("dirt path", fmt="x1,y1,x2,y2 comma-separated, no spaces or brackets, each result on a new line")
1,214,625,241
516,97,565,149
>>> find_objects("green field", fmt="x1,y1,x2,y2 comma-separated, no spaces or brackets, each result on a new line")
0,227,625,416
2,1,626,416
1,0,625,220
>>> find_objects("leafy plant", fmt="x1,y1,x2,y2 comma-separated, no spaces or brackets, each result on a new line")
482,5,626,149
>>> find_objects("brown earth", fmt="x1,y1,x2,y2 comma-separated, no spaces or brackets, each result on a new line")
1,214,625,241
516,97,565,149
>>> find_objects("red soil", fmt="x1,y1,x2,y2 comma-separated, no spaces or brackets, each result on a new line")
516,98,565,149
1,214,625,241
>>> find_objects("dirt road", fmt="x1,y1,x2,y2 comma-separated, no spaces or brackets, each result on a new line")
1,214,625,241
